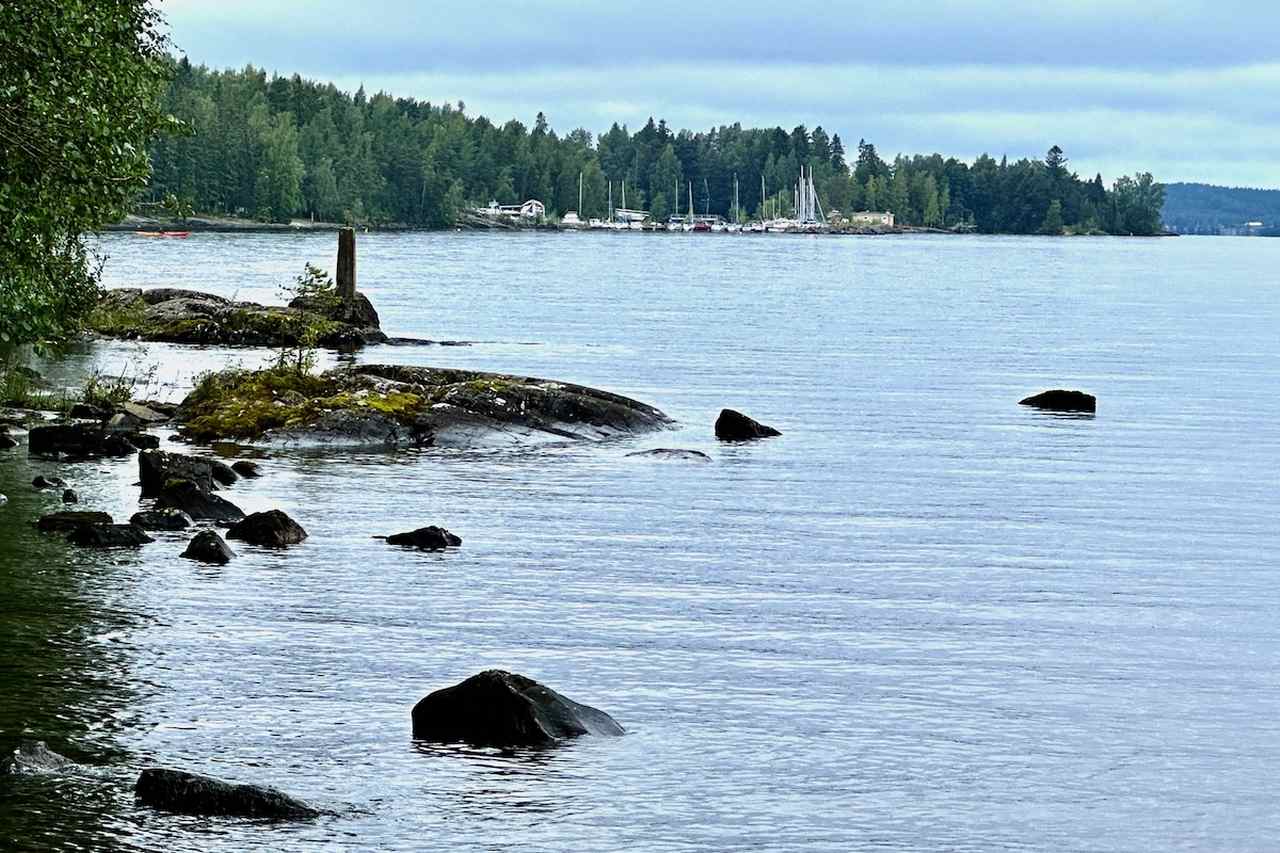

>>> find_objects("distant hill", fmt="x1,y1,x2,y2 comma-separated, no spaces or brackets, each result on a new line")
1162,183,1280,234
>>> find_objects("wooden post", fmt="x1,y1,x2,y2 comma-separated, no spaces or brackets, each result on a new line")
337,227,356,302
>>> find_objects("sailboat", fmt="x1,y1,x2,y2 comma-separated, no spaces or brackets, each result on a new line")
562,171,585,227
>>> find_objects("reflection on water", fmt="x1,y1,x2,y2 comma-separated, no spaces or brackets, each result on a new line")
1,232,1278,851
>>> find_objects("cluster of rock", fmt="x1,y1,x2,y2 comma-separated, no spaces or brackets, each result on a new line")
91,287,386,348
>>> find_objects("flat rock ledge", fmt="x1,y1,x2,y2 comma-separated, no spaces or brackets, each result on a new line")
411,670,625,748
135,768,321,820
175,365,672,450
91,287,386,348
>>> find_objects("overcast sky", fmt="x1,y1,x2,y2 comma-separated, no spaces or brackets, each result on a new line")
161,0,1279,188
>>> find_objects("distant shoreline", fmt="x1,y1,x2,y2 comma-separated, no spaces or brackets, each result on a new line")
104,213,1173,238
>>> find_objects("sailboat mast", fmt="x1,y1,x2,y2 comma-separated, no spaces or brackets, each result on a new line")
578,170,583,216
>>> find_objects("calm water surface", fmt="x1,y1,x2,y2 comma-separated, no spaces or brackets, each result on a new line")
2,232,1278,851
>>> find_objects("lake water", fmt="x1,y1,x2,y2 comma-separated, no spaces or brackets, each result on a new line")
2,231,1278,851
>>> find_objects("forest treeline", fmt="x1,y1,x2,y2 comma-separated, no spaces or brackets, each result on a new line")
1161,183,1280,235
147,59,1166,235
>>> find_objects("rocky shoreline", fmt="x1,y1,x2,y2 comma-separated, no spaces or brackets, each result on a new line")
0,262,1100,828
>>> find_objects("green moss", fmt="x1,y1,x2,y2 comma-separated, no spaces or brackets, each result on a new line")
180,368,432,442
87,294,147,335
462,378,525,396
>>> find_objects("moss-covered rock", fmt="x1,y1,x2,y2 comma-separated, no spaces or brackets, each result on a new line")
174,364,671,449
88,288,385,347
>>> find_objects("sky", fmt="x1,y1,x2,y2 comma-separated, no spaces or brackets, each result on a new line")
160,0,1280,188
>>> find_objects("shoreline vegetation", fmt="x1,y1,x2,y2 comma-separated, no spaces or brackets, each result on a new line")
141,59,1165,238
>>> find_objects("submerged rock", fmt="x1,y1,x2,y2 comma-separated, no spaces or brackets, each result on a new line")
176,364,671,449
32,475,67,490
2,741,76,774
28,423,138,459
0,494,6,506
714,409,782,441
0,434,18,450
130,508,194,531
385,526,461,550
625,448,712,462
67,523,154,549
61,489,78,504
135,768,320,819
155,479,245,523
230,460,262,478
1019,389,1097,413
92,286,386,349
181,530,236,564
36,511,112,534
411,670,625,747
226,510,307,548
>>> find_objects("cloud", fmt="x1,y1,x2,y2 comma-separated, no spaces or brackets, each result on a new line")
159,1,1280,186
162,0,1277,73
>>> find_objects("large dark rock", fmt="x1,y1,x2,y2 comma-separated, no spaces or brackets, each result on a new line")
1019,389,1097,413
2,741,76,774
155,479,245,523
411,670,625,747
32,475,67,490
625,448,712,462
226,510,307,548
105,411,144,433
130,508,194,531
120,402,169,425
129,433,161,450
385,526,461,550
174,364,671,449
290,291,381,331
231,460,262,478
138,450,235,497
67,523,154,548
135,768,320,819
0,434,17,450
181,530,235,564
28,423,137,459
93,286,386,349
210,460,238,487
69,402,109,421
36,511,112,534
714,409,782,441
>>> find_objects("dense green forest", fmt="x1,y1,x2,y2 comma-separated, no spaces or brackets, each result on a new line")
1,0,171,350
1162,183,1280,235
147,59,1165,235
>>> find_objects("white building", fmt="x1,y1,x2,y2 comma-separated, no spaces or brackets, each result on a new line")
478,199,546,221
849,211,895,227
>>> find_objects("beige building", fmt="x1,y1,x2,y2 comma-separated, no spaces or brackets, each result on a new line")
849,211,895,227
